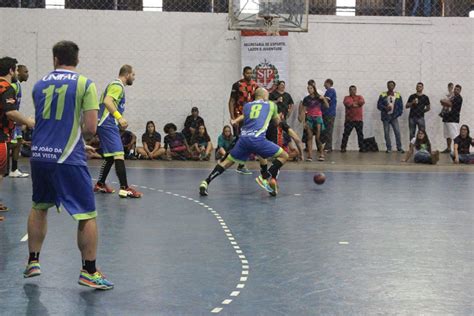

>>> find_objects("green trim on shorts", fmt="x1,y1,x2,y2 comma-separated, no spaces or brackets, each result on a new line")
32,202,55,210
73,211,97,221
103,151,124,157
228,154,246,165
272,147,284,158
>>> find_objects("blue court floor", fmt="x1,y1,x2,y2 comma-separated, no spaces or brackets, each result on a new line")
0,165,473,315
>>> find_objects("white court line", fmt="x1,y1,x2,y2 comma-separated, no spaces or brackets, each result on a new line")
211,307,223,313
222,299,232,305
230,291,240,297
20,234,28,242
237,284,245,289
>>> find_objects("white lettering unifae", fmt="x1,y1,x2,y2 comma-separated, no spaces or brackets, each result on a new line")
42,73,78,81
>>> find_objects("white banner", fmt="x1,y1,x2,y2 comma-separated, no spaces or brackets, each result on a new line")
241,32,289,91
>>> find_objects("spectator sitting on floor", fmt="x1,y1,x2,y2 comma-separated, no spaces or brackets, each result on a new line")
182,107,205,144
164,123,191,160
451,124,473,164
216,125,235,161
401,129,439,164
279,129,300,161
136,121,165,160
120,126,137,159
190,125,213,161
85,134,102,159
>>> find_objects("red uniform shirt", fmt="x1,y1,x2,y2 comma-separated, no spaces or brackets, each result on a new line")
230,79,258,117
0,79,18,142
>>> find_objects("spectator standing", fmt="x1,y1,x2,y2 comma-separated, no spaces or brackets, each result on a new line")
377,80,404,153
440,84,463,153
341,85,365,152
299,80,329,161
439,82,454,117
269,80,294,120
322,78,337,152
451,125,473,164
228,66,258,175
406,82,430,141
182,107,204,144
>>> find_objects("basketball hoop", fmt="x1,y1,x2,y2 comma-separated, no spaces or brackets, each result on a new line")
263,16,280,36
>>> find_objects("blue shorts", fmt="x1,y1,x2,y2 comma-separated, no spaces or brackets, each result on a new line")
229,136,283,164
31,161,96,220
97,125,124,157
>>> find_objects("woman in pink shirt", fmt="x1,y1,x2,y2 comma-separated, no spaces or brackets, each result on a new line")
299,80,329,161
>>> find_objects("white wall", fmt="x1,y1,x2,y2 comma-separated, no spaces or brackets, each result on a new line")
0,9,472,150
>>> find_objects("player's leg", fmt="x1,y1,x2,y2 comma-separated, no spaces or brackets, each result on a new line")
199,138,251,196
10,136,29,178
315,122,325,161
254,139,289,196
95,126,117,193
55,164,113,289
255,156,274,193
151,147,166,159
305,125,314,161
24,161,57,278
0,142,9,214
115,155,142,198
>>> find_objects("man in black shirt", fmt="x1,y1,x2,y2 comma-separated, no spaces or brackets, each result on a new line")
406,82,430,141
182,106,204,144
440,84,463,153
269,80,294,120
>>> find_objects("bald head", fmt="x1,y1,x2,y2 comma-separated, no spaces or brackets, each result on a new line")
255,87,268,101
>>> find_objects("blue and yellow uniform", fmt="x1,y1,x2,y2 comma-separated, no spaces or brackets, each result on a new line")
229,100,283,164
10,81,23,142
31,69,99,220
97,80,125,157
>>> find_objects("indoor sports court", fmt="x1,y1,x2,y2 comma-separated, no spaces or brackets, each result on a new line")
0,0,473,315
1,157,473,314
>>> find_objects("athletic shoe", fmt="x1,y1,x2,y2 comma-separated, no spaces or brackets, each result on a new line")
9,169,29,178
23,261,41,278
268,178,278,197
397,149,405,153
255,175,273,193
199,181,208,196
0,215,4,221
119,187,143,198
0,204,8,212
236,167,252,175
94,183,115,194
386,149,392,153
78,270,114,290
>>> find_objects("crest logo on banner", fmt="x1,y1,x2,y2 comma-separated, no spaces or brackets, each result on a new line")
254,59,279,90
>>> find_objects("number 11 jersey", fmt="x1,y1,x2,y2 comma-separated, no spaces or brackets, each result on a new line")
31,69,99,166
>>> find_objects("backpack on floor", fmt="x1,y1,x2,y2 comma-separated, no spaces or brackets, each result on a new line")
363,137,379,152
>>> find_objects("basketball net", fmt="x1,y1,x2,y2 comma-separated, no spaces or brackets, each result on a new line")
263,16,280,36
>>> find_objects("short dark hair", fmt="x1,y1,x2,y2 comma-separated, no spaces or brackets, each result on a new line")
387,80,396,86
0,57,18,76
277,80,285,86
417,82,424,86
17,64,27,71
164,123,177,134
455,84,462,90
243,66,252,74
349,85,356,90
448,82,454,87
53,41,79,67
325,78,333,86
119,64,133,76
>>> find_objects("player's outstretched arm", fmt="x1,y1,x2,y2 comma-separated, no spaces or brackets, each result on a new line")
6,110,35,129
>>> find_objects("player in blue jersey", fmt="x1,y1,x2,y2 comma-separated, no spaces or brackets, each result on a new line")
9,64,30,178
93,65,142,198
199,88,289,197
24,41,113,289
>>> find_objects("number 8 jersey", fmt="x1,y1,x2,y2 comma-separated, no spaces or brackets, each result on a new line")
31,69,99,166
240,100,279,139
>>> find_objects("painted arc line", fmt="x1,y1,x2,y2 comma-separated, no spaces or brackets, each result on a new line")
20,234,28,242
237,284,245,289
240,277,248,282
230,291,240,297
339,241,350,245
211,307,223,313
222,299,232,305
